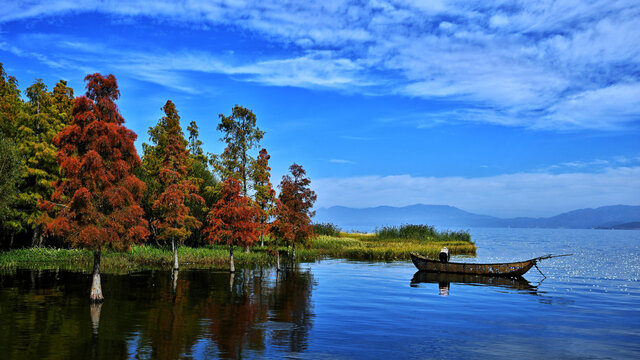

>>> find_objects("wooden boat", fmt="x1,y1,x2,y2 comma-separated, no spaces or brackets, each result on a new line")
410,252,571,277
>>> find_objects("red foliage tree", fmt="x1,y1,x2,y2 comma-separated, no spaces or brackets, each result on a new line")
42,74,149,302
270,163,317,266
151,100,204,270
203,178,259,272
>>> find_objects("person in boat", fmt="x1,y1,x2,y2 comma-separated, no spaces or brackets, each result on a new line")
439,247,450,262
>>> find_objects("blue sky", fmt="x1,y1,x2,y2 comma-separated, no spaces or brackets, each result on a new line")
1,0,639,217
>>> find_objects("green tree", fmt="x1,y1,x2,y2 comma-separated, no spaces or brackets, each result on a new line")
150,100,204,270
0,63,24,139
0,64,25,245
215,105,265,194
252,148,276,247
0,138,22,248
15,79,74,247
185,120,218,246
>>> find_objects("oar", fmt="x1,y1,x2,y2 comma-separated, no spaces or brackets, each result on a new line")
533,253,573,278
535,253,573,261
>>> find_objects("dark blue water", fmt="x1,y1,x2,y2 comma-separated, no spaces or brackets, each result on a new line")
1,228,639,359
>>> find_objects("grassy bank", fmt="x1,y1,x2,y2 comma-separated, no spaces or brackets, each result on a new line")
0,246,273,273
299,232,476,261
0,226,477,273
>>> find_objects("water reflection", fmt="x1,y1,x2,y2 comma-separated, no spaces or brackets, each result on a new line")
410,271,538,296
0,267,315,359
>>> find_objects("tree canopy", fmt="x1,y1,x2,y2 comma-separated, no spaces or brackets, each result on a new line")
215,105,264,194
204,178,260,272
42,73,149,250
271,164,317,250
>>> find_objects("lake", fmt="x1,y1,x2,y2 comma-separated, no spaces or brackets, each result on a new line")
1,228,639,359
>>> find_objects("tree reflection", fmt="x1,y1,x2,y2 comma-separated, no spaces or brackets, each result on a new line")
270,268,314,353
0,267,316,359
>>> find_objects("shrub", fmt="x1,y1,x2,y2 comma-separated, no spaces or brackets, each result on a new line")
312,222,342,237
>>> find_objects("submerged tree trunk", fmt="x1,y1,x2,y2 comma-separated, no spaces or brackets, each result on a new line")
172,269,179,298
229,243,235,273
90,302,102,335
172,237,179,270
90,302,102,359
90,249,104,303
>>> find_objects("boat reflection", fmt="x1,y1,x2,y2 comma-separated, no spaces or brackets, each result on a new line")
410,271,538,296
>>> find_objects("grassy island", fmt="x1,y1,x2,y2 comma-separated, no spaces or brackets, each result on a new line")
0,225,476,273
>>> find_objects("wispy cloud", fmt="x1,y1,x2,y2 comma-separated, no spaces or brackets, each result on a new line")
313,166,640,218
3,34,368,93
537,155,640,173
3,0,640,130
330,159,355,164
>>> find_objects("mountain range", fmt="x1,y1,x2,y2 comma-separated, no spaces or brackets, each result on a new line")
314,204,640,232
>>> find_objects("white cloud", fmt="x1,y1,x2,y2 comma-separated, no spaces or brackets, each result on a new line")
3,0,640,130
330,159,354,164
313,166,640,218
6,34,367,93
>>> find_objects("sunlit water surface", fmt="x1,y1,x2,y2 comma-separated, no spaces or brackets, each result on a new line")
1,228,639,359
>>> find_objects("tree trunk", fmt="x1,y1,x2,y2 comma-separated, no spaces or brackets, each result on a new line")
90,250,104,303
172,237,179,270
9,232,14,249
229,243,235,273
244,245,250,253
292,242,296,267
275,239,280,272
31,226,43,248
260,234,264,248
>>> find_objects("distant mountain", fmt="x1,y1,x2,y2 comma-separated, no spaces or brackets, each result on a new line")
314,204,640,231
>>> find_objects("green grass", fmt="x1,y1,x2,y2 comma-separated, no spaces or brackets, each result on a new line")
0,245,275,274
0,227,477,272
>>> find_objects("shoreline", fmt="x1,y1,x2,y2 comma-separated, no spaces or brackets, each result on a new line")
0,234,477,274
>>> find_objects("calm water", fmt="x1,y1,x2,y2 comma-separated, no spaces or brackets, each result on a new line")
1,228,639,359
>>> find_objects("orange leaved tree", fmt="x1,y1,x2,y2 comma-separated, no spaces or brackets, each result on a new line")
270,163,317,267
42,74,149,302
203,178,259,273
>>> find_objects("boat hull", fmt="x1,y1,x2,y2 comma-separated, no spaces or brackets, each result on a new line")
410,253,536,277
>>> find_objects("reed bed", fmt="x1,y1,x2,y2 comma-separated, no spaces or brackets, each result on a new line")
308,234,476,260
